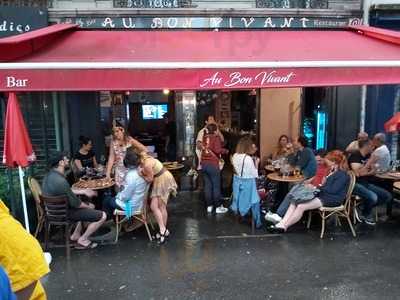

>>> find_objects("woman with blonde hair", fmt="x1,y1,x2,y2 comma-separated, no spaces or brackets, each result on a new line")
140,153,177,244
232,136,259,178
269,150,350,233
105,124,147,189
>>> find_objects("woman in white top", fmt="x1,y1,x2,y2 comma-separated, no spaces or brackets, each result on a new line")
232,136,259,178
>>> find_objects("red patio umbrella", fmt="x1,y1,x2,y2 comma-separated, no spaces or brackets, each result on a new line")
3,92,36,232
384,112,400,133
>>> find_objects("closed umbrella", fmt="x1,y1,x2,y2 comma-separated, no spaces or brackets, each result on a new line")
2,92,36,232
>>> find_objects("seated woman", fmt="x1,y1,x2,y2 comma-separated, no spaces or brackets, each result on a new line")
74,136,98,171
230,136,262,227
268,150,350,233
103,148,148,219
288,136,317,179
272,134,293,160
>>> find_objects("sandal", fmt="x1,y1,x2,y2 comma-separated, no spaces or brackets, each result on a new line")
75,241,98,250
155,229,170,240
157,229,169,244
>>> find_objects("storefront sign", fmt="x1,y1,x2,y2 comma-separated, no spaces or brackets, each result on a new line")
0,7,48,38
60,16,362,29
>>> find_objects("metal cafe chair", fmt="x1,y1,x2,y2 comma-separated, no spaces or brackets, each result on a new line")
113,189,154,243
40,194,73,260
27,176,45,238
307,171,357,239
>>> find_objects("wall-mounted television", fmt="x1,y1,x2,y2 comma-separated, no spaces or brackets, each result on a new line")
141,104,168,120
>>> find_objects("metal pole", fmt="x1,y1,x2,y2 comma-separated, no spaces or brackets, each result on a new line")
18,166,30,232
360,0,371,132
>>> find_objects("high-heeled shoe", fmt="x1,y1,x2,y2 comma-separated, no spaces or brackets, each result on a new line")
155,229,170,240
157,229,169,244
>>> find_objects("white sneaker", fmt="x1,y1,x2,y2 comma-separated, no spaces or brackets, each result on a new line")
44,252,52,266
207,206,213,213
265,212,282,224
215,206,228,214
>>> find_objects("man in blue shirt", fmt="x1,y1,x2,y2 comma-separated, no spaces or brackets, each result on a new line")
288,136,317,179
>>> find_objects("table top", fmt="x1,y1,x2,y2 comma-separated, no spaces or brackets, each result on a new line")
264,165,275,172
267,172,305,183
72,178,115,190
163,162,185,170
394,181,400,190
375,171,400,180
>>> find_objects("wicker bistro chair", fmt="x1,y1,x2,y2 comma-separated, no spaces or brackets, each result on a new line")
113,190,154,243
307,171,357,239
40,195,73,259
28,177,45,238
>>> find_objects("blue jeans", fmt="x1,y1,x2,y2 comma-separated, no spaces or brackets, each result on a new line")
276,195,291,217
102,195,123,220
352,182,392,217
202,163,221,207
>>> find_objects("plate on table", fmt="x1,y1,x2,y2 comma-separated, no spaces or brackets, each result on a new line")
73,178,114,190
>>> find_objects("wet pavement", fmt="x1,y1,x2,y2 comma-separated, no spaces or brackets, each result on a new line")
43,191,400,300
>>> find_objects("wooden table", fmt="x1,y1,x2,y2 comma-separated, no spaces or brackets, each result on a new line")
373,172,400,217
394,181,400,190
163,162,185,188
375,171,400,180
267,172,305,183
264,165,275,172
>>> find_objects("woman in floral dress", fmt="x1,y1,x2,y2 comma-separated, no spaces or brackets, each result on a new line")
106,125,147,190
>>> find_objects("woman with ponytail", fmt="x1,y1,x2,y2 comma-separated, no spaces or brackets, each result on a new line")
269,150,350,233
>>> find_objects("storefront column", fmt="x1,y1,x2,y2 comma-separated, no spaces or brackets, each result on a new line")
175,91,196,160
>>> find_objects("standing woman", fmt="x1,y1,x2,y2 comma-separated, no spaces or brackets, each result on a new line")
140,153,177,244
201,123,229,214
106,125,148,189
74,136,98,171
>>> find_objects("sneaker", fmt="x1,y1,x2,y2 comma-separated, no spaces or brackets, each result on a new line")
207,206,213,213
215,206,228,214
362,216,376,226
264,211,282,224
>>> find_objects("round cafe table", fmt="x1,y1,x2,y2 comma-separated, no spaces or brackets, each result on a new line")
394,181,400,190
267,172,305,183
72,178,115,190
264,165,275,173
372,172,400,217
163,162,185,189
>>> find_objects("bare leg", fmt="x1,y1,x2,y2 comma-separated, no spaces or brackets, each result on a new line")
77,212,107,246
280,199,322,230
278,203,297,226
70,222,82,241
159,199,168,228
151,197,166,233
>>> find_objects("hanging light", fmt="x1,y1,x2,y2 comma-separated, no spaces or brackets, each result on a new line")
163,89,170,95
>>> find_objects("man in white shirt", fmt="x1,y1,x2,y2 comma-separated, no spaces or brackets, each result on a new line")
346,132,369,153
195,114,224,170
366,133,391,173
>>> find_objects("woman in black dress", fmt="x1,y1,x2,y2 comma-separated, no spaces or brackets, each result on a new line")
74,136,98,171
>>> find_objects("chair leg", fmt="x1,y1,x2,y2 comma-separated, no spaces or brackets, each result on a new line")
44,221,50,251
65,224,71,260
346,214,357,237
320,212,326,239
353,206,356,225
144,221,153,241
251,214,255,235
115,216,120,243
307,211,312,229
336,216,342,227
375,207,378,222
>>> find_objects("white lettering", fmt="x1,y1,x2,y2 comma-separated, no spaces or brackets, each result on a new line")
210,17,223,28
229,18,234,28
151,18,163,29
241,17,255,28
300,17,310,28
102,18,115,28
255,71,295,84
6,76,28,88
280,17,294,28
167,18,178,28
200,72,223,88
182,18,193,28
264,17,276,28
122,18,136,29
224,72,253,87
16,24,23,33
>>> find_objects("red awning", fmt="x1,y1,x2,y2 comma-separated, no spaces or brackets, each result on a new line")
384,112,400,133
1,25,400,91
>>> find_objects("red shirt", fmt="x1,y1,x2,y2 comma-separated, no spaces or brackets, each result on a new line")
310,163,329,186
201,134,225,167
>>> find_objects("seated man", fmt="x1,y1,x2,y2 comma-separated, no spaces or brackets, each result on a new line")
349,139,392,225
365,133,391,173
266,150,328,224
0,200,49,300
42,152,106,249
287,136,317,179
346,132,369,153
103,149,148,219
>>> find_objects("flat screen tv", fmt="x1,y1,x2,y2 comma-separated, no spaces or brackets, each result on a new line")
141,104,168,120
